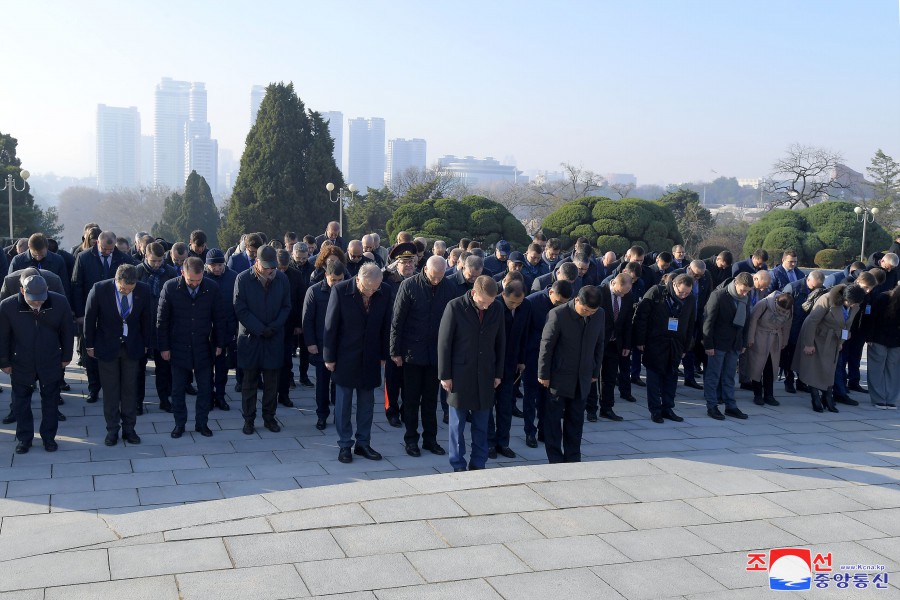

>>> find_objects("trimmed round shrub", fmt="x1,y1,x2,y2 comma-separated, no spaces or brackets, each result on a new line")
699,245,728,259
570,223,597,240
596,235,630,255
815,249,844,269
593,218,625,236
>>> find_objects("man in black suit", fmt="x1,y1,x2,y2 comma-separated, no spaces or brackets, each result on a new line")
538,285,605,463
8,233,71,298
84,264,152,446
315,221,346,252
589,274,635,422
673,260,713,389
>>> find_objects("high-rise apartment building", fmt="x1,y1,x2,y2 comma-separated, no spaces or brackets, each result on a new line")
347,117,385,191
184,82,218,195
96,105,141,191
385,138,426,187
320,111,343,173
153,77,191,189
250,85,265,126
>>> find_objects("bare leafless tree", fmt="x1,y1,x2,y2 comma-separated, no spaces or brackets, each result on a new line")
609,182,636,199
762,144,853,209
531,162,606,201
389,164,468,200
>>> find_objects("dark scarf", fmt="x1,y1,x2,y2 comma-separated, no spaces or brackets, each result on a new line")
726,281,750,327
143,261,167,297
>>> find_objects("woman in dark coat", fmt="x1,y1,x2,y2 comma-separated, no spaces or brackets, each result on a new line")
793,284,865,413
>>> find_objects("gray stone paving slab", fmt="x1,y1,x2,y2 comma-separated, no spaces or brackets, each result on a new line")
374,579,504,600
769,513,887,543
0,549,110,592
172,465,254,484
89,444,166,461
104,494,279,536
685,494,798,522
94,470,175,491
264,478,416,512
268,502,373,532
362,493,467,523
685,550,777,590
520,505,633,537
219,477,300,498
50,488,140,512
527,478,637,507
296,554,424,595
108,538,231,579
447,485,554,515
601,526,721,561
177,565,309,600
164,516,273,541
762,488,871,515
506,534,629,570
0,509,96,536
0,465,51,482
678,470,786,496
607,473,715,502
331,521,447,557
593,558,727,599
402,466,546,494
428,513,544,547
44,575,179,600
0,590,43,600
138,482,223,505
605,499,718,529
131,455,208,472
0,516,116,561
405,543,531,582
225,529,344,567
686,520,807,552
163,441,237,456
833,483,900,509
248,461,329,479
52,459,131,477
488,567,626,600
0,496,48,518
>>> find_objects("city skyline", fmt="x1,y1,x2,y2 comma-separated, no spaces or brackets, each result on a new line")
4,1,899,187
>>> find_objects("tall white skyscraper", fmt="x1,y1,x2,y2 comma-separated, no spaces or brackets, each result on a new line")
347,117,386,192
250,85,265,126
385,138,426,187
184,82,218,195
154,77,191,189
96,104,141,191
320,111,343,173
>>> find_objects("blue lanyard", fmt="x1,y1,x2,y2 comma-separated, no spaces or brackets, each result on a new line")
841,306,850,323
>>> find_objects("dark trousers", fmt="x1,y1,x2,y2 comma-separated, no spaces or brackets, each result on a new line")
631,349,642,378
544,386,585,464
833,346,850,396
681,326,703,384
172,363,213,428
138,350,172,404
781,342,798,384
313,361,334,419
845,332,866,387
278,334,297,401
402,363,439,447
97,347,139,434
12,375,60,443
384,360,402,418
242,367,279,422
752,357,774,398
488,376,514,449
522,360,545,437
83,338,101,395
646,367,677,417
212,345,234,402
298,342,310,381
595,346,629,413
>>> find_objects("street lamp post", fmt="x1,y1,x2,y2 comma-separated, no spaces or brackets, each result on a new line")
325,182,357,238
854,205,879,262
0,168,30,240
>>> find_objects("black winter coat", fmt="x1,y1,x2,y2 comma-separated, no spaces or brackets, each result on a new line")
599,283,634,350
8,250,71,299
499,297,531,379
390,271,457,366
538,300,605,401
632,283,696,373
72,247,132,317
157,277,226,370
84,280,153,361
437,292,505,411
322,277,391,389
205,268,239,342
302,280,334,356
0,292,74,382
703,286,750,352
234,269,292,370
867,290,900,348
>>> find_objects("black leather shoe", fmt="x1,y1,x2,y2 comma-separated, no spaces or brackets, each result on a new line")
631,376,646,387
662,409,684,422
621,395,637,402
170,425,185,438
218,399,230,411
278,397,294,408
405,444,421,457
185,384,198,396
834,393,858,406
2,412,14,424
86,392,99,403
388,415,403,428
707,407,725,421
511,406,524,418
525,434,538,448
423,443,446,456
586,412,598,422
785,381,797,394
468,464,483,471
796,381,811,392
195,424,213,437
724,407,748,420
159,399,173,413
684,380,703,390
354,445,382,460
651,414,665,424
488,447,498,459
338,447,352,463
496,446,516,459
442,413,449,424
123,431,141,444
43,439,58,452
453,467,466,472
243,420,255,435
135,403,143,416
753,396,765,406
15,440,31,454
764,397,780,406
315,418,326,430
264,419,281,433
60,382,71,392
600,409,624,422
104,432,118,446
848,383,869,394
57,410,66,421
300,378,314,388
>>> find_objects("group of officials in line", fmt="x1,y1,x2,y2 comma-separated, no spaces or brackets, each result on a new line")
1,224,899,471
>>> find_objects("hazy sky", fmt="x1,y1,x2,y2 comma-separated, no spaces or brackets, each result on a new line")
4,0,899,185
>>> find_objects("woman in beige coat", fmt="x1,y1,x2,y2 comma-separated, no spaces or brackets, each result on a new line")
792,284,866,413
747,293,794,406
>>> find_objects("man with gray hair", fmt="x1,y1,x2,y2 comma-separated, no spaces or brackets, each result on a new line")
673,259,712,389
780,270,825,394
361,235,385,268
432,240,447,259
451,255,484,296
84,264,152,445
72,230,133,403
324,261,392,463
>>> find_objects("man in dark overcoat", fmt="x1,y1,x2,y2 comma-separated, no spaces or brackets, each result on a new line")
437,275,506,472
538,285,605,464
589,274,635,423
204,249,238,411
135,241,178,413
302,260,344,430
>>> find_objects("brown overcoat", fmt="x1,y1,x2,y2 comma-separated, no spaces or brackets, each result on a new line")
792,285,859,391
746,294,792,381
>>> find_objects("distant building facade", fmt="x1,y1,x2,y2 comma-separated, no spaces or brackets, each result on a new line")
385,138,426,187
321,111,344,174
436,155,525,187
348,117,386,191
96,105,141,191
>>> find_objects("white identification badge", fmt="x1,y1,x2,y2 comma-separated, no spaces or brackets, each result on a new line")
865,305,872,315
841,329,849,341
668,318,679,332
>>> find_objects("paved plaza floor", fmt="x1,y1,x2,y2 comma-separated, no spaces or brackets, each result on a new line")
0,359,897,599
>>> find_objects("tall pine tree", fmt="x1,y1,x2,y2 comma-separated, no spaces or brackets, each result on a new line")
152,171,220,245
0,131,62,240
866,149,900,231
219,83,343,247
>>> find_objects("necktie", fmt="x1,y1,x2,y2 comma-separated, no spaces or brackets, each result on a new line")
788,270,796,283
102,255,110,277
120,293,130,319
190,287,197,299
613,294,620,322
